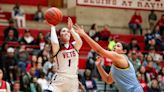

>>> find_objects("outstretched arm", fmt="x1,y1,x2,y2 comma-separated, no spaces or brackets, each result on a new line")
74,24,129,68
51,26,60,56
68,18,82,50
96,57,113,84
74,24,119,61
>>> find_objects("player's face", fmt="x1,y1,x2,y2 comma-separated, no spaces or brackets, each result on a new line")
112,42,124,54
60,28,70,43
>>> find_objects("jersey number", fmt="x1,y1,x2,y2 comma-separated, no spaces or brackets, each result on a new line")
68,59,71,67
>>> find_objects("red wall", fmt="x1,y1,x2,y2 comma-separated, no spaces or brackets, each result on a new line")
0,0,48,6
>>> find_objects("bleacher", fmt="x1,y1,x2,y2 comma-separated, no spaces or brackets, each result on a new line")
0,24,148,69
0,0,48,6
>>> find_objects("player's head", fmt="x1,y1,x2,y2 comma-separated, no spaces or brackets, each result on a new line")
112,42,129,54
59,27,70,43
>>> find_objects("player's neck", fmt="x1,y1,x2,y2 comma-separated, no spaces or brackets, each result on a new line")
64,43,69,48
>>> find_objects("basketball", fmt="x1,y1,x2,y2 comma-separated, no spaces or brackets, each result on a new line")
45,7,63,25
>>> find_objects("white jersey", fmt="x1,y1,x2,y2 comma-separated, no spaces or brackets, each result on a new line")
55,43,79,75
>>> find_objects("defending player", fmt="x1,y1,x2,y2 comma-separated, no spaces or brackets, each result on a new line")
45,18,82,92
74,25,143,92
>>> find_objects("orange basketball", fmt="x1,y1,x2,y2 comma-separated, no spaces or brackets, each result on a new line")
45,7,63,25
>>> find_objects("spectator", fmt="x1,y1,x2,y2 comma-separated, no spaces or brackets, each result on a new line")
22,67,37,92
145,39,158,51
156,14,164,36
99,24,111,41
44,32,51,44
16,45,29,73
158,67,164,79
35,57,43,78
107,36,118,51
0,42,9,57
5,29,18,42
32,77,42,92
82,69,97,92
86,49,98,78
89,23,99,41
137,66,149,84
158,67,164,91
38,44,50,66
144,28,154,45
129,50,141,72
0,42,9,69
152,25,162,47
129,10,143,35
157,74,164,92
12,3,26,28
137,72,148,92
19,30,35,45
3,19,18,40
103,55,112,74
148,79,160,92
28,54,38,70
145,61,158,82
138,52,144,64
0,69,11,92
34,5,44,22
148,10,157,30
37,72,48,91
36,32,46,50
13,81,21,92
148,47,163,71
1,47,18,83
43,57,54,75
129,38,140,51
143,54,154,67
46,65,56,81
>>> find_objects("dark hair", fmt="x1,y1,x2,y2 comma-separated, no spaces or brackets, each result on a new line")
40,71,45,78
120,42,129,54
83,69,92,80
90,23,96,30
1,42,8,52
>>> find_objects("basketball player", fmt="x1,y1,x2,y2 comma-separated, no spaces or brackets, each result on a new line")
0,69,11,92
45,18,82,92
74,25,143,92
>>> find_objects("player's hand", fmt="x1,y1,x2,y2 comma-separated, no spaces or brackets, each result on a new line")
95,56,103,66
44,20,55,27
74,24,86,36
68,17,73,30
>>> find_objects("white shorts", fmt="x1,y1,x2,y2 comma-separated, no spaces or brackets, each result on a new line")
47,73,78,92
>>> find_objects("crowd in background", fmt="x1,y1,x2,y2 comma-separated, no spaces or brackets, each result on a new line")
0,3,163,92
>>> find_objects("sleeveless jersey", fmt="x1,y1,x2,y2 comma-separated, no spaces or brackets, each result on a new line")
111,55,143,92
55,43,79,75
0,80,7,92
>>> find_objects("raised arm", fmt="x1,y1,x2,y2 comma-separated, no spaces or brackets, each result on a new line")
68,18,82,50
96,57,113,84
74,24,119,61
74,24,129,68
50,26,60,56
